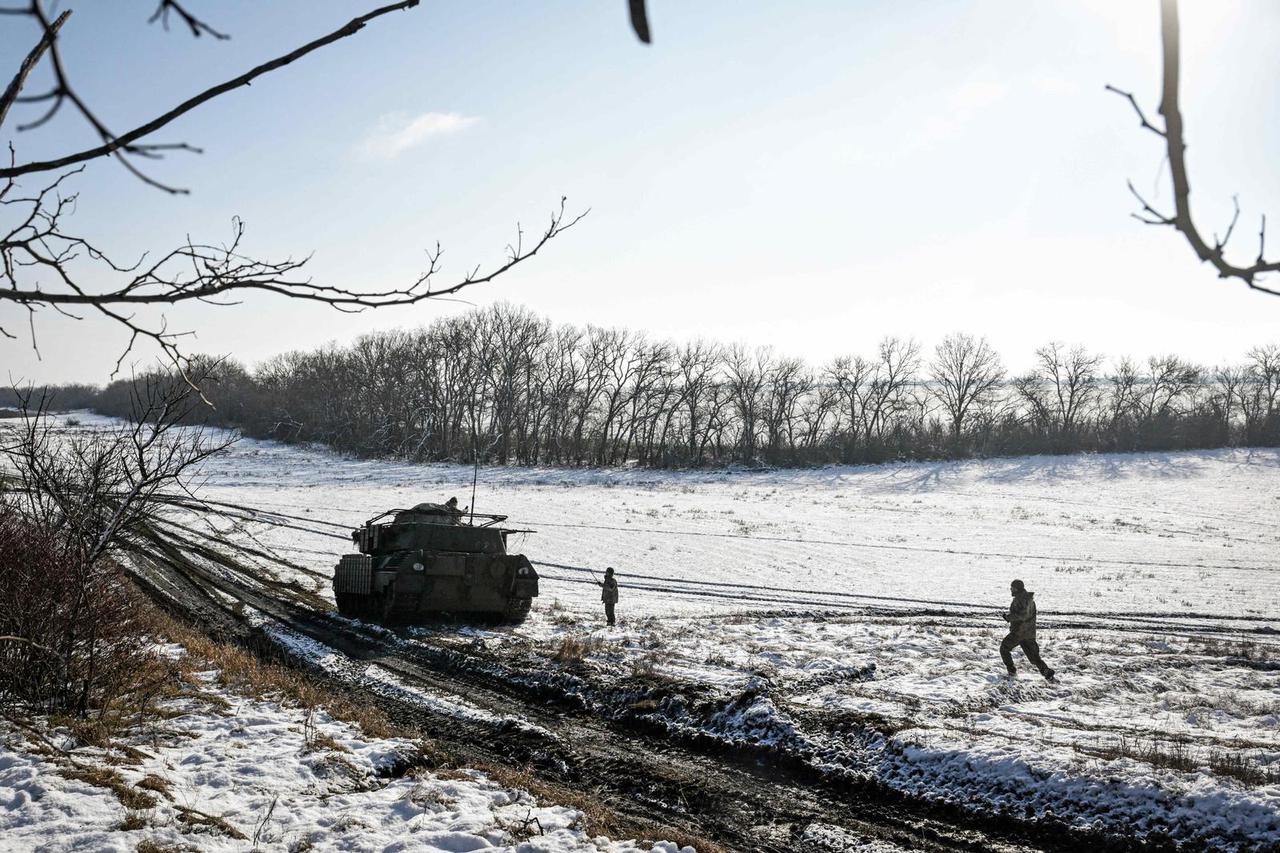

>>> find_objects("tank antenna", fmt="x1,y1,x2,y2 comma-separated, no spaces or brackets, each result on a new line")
469,427,480,525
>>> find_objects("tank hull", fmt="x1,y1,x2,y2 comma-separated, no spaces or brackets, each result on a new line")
333,550,538,624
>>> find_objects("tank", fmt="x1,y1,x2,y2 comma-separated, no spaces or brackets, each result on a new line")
332,502,539,624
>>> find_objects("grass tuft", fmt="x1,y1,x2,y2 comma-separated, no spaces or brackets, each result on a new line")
62,765,158,811
553,633,605,663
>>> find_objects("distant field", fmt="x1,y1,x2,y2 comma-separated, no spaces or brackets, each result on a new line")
146,412,1280,628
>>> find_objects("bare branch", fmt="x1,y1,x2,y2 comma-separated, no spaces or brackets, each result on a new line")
1103,84,1165,138
147,1,229,40
1125,180,1174,227
0,169,587,385
0,7,68,129
1213,195,1240,255
0,1,421,182
1110,0,1280,295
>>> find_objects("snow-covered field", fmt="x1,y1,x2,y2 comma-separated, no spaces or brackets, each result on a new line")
0,647,693,853
12,414,1280,849
187,421,1280,625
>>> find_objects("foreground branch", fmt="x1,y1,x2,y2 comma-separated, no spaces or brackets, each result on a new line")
0,170,586,387
0,1,420,192
1109,0,1280,295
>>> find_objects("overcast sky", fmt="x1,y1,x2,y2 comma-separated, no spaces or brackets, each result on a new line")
2,1,1278,385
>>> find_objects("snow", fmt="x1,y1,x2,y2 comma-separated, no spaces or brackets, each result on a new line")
0,660,693,853
12,413,1280,848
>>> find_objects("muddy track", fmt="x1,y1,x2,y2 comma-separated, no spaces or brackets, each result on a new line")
117,526,1187,853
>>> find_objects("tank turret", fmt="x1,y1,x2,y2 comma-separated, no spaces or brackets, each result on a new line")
332,501,538,623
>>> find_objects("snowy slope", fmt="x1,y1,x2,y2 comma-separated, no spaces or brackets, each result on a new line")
0,661,695,853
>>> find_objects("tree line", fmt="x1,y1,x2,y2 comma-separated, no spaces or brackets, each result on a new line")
16,304,1280,468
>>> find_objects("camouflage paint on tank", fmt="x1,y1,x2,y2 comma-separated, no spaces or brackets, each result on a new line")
332,502,538,624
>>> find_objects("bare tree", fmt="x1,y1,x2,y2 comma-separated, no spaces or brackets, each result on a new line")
929,333,1005,439
1247,344,1280,417
590,327,641,465
1015,342,1103,443
1214,363,1249,439
2,375,230,714
540,325,585,464
868,338,920,439
1109,0,1280,295
1134,354,1200,422
826,338,921,457
726,345,771,463
675,340,724,466
1105,357,1141,434
826,354,874,454
619,339,674,465
761,356,812,462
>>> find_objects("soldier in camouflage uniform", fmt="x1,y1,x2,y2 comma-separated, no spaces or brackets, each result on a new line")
599,567,619,626
1000,579,1055,681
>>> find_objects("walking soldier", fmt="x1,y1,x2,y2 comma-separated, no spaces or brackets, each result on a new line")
1000,579,1056,681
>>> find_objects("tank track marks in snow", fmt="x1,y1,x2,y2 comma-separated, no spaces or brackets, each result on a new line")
122,519,1152,853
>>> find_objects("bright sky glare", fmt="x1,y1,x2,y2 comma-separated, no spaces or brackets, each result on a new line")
2,0,1278,385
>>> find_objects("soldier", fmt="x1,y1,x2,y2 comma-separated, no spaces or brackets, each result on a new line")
444,496,463,517
1000,579,1056,681
598,567,619,626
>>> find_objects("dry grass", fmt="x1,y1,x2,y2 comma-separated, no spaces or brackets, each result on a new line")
1074,735,1197,773
62,765,158,811
1158,687,1280,719
135,840,197,853
628,651,676,682
136,773,172,799
174,805,248,839
405,781,457,809
1207,745,1280,786
478,763,727,853
553,633,606,663
305,732,351,754
496,808,545,843
329,814,370,833
1190,636,1266,661
1073,735,1280,787
154,611,408,741
48,650,188,750
308,752,373,792
17,592,715,851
